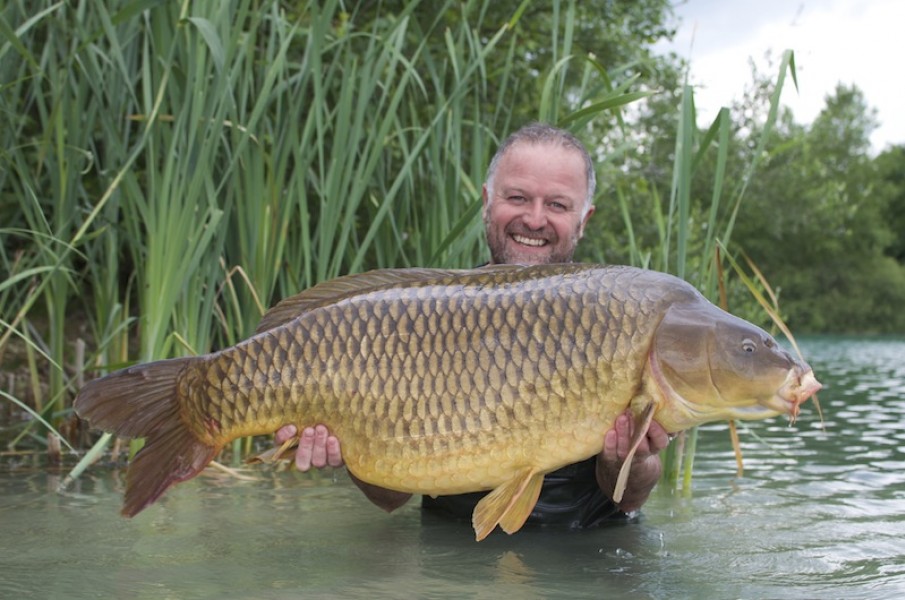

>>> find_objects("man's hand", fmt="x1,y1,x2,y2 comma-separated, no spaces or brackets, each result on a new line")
275,423,411,512
275,424,344,471
596,409,672,513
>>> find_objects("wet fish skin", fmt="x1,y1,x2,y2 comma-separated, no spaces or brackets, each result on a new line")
74,264,820,540
181,264,683,494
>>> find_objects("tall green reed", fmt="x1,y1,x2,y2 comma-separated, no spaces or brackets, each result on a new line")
1,0,101,446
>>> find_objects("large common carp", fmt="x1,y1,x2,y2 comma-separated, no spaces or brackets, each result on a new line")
74,264,821,540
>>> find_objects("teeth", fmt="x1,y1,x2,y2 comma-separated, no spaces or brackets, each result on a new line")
512,235,546,247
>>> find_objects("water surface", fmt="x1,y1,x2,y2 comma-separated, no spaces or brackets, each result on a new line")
2,336,904,598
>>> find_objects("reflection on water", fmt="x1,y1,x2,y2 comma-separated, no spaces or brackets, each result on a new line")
1,337,904,599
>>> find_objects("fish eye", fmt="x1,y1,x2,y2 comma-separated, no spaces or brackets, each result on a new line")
742,338,757,353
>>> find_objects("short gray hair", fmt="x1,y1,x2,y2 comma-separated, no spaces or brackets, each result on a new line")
485,122,596,217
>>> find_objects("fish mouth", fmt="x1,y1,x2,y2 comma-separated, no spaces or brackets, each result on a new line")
762,368,822,421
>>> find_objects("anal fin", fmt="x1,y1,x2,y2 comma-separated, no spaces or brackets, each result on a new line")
472,468,544,541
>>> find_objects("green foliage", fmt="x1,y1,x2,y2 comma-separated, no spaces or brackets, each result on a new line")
0,0,667,456
724,81,905,333
874,145,905,263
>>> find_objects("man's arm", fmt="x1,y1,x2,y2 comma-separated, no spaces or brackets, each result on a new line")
595,410,671,513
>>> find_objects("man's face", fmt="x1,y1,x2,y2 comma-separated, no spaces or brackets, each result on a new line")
482,142,594,265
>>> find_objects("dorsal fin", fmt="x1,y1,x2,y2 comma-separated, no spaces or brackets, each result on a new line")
254,263,573,333
255,268,468,333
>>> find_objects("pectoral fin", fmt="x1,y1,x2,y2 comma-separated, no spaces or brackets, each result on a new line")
472,468,544,541
612,401,656,504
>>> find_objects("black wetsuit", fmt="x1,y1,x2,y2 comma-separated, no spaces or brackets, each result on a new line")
421,457,624,529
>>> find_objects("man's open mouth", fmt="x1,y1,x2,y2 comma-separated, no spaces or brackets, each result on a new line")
512,234,547,247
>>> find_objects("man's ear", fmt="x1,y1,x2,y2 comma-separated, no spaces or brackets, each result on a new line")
577,204,596,238
481,183,490,216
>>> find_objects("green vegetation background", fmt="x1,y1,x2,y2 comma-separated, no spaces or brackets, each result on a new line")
2,0,904,462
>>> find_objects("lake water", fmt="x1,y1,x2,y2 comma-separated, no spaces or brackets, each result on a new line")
2,336,904,599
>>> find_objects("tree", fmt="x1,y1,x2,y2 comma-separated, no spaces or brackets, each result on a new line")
874,145,905,263
730,83,905,332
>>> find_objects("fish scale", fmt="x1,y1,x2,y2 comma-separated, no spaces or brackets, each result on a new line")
74,263,822,540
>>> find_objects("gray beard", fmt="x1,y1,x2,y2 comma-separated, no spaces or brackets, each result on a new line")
484,216,580,265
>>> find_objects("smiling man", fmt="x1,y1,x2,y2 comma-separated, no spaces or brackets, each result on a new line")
482,123,595,265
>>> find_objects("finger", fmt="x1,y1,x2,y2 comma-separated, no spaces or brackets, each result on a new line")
604,425,617,454
325,435,344,468
646,421,671,454
275,424,297,444
608,413,625,460
618,410,655,459
295,427,316,471
309,424,329,468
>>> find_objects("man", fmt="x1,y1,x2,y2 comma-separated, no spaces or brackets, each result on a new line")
275,123,670,527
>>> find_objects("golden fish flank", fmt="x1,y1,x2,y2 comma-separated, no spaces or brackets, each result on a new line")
73,264,822,541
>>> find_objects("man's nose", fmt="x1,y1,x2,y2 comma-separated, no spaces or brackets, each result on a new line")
521,200,547,229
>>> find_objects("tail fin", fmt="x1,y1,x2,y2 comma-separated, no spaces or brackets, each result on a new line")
74,357,220,517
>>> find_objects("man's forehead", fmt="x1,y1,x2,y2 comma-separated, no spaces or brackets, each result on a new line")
497,143,585,184
505,139,580,157
500,141,584,170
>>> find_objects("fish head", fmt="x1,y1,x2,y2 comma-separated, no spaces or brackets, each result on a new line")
648,302,822,432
